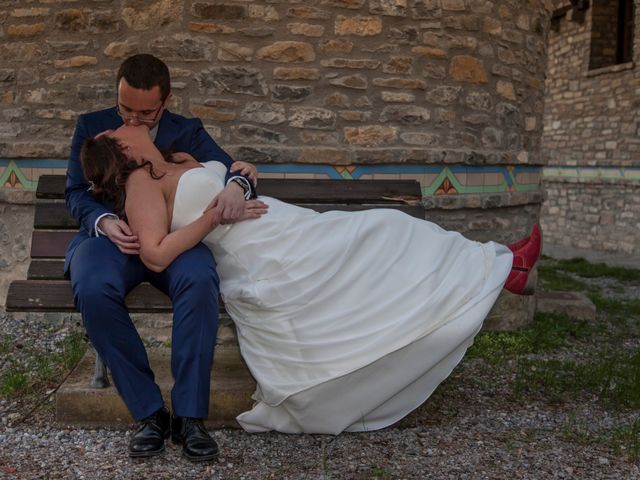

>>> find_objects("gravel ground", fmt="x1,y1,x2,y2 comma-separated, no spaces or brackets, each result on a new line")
1,277,639,479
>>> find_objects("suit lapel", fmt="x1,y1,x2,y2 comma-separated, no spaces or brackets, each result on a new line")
154,111,177,151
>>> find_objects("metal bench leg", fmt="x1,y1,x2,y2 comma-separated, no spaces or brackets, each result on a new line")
90,351,110,389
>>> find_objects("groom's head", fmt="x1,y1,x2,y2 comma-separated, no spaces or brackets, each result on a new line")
116,54,171,129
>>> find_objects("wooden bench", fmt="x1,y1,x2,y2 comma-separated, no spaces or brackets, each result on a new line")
6,174,426,405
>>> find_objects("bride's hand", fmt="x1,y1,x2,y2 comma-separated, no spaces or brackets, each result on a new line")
230,161,258,186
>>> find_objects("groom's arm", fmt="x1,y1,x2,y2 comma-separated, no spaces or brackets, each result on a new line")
64,114,115,236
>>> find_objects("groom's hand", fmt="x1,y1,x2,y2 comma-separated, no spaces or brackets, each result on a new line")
97,217,140,255
206,182,246,223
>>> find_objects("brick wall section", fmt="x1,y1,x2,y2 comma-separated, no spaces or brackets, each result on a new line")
544,178,640,255
0,0,551,169
541,2,640,257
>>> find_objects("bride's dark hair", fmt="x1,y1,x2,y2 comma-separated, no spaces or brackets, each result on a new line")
80,135,180,216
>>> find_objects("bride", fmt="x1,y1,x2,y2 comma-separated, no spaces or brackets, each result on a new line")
81,124,541,435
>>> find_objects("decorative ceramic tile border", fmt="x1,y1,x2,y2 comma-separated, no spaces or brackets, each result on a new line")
543,165,640,181
257,164,542,195
1,159,542,196
0,159,68,190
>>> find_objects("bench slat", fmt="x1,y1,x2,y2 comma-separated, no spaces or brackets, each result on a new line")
259,179,422,203
36,175,422,202
36,175,66,199
35,203,79,229
31,231,77,258
34,202,424,231
28,260,65,280
6,280,172,312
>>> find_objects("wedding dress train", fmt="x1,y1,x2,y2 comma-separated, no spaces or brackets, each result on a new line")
170,161,512,434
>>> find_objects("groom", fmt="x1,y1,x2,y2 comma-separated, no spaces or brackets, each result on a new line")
65,54,257,461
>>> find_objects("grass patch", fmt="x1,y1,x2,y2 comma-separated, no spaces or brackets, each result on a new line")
611,417,640,459
514,350,640,409
0,330,87,401
54,331,87,371
537,264,590,292
553,258,640,283
468,313,598,363
563,414,640,460
0,370,28,395
589,293,640,318
0,335,12,355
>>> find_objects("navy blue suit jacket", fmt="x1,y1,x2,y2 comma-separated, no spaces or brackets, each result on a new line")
64,107,254,275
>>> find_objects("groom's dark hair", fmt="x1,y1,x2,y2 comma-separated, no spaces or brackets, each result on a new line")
116,54,171,101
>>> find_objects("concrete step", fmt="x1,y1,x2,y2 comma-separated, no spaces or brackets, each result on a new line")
535,290,596,320
56,345,256,428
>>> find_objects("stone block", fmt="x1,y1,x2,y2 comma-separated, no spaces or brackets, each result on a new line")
344,126,398,146
383,56,414,74
192,3,246,20
257,41,315,63
218,42,254,62
535,291,596,321
380,105,430,124
335,15,383,36
196,67,268,97
150,34,215,62
372,77,427,89
287,7,332,20
450,55,488,83
273,67,320,81
329,74,368,90
425,85,462,105
271,84,313,102
318,38,354,54
369,0,408,17
287,22,325,37
239,102,286,125
412,46,448,58
288,107,336,130
56,347,256,428
189,22,235,34
7,23,47,37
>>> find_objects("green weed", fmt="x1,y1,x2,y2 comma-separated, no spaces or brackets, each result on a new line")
589,293,640,318
0,370,28,395
553,258,640,283
468,313,598,363
514,350,640,409
54,331,87,372
537,264,590,292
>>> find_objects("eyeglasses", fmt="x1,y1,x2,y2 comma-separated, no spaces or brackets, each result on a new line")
116,98,165,125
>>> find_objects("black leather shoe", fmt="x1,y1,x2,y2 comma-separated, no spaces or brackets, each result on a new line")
171,416,219,462
128,407,170,458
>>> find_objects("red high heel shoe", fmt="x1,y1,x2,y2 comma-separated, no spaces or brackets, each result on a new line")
504,224,542,295
506,224,541,253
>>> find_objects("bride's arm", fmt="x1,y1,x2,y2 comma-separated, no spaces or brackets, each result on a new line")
124,169,220,273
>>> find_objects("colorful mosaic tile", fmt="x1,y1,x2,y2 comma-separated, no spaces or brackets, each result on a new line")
0,159,543,195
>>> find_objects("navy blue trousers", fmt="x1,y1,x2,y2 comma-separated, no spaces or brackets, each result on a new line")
70,237,219,421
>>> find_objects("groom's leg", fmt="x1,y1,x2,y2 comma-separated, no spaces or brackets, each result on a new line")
70,237,164,421
149,243,219,419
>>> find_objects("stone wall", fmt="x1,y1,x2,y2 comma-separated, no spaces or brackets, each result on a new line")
1,1,550,169
0,193,33,309
541,1,640,258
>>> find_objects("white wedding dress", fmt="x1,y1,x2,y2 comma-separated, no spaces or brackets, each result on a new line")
170,161,512,434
